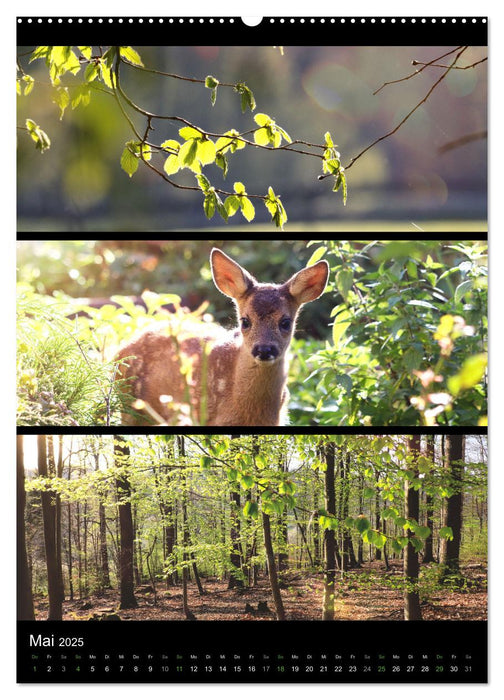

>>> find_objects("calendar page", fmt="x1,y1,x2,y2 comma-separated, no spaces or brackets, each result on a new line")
16,15,488,684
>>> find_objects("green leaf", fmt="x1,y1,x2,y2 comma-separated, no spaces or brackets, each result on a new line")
21,74,35,96
407,300,438,310
224,195,241,217
203,192,216,219
70,84,91,109
179,126,202,141
78,46,93,60
120,142,139,177
205,75,219,89
119,46,144,67
391,538,406,554
447,353,487,396
235,82,256,112
196,139,216,166
264,187,288,230
240,197,255,222
243,500,258,518
363,487,375,499
161,139,181,153
254,127,271,147
98,61,114,89
52,86,70,120
26,119,51,153
331,309,351,347
178,139,199,168
335,268,353,302
356,515,370,533
196,173,212,193
413,525,431,539
215,152,228,178
454,279,473,304
163,154,180,175
240,474,254,489
439,526,454,541
254,113,271,127
306,246,327,266
234,181,246,195
410,536,424,553
324,131,335,148
84,62,99,83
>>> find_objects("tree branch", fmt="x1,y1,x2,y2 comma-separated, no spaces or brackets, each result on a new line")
346,46,469,171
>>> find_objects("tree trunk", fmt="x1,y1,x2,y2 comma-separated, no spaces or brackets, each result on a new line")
38,435,64,620
66,502,74,600
422,436,435,564
404,436,422,621
340,452,357,569
228,487,244,588
17,435,34,620
228,435,244,588
178,436,196,619
93,450,111,590
114,436,138,609
322,442,336,620
439,434,465,584
262,511,286,620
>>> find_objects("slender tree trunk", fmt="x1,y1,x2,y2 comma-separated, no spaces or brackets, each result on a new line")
93,449,111,590
312,487,321,567
76,502,82,598
422,436,435,564
278,456,289,572
228,488,244,588
67,502,74,600
114,436,138,609
374,482,382,560
38,435,64,620
322,442,336,620
262,511,286,620
17,435,34,620
404,436,422,621
340,452,357,569
228,435,244,589
178,436,195,619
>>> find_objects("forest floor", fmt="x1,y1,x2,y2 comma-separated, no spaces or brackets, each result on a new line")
33,559,487,622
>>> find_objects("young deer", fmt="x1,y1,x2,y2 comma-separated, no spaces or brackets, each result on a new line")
116,248,329,426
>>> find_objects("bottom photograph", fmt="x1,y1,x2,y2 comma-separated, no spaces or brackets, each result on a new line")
17,432,488,683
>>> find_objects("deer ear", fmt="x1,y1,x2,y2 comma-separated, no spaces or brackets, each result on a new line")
210,248,256,299
286,260,329,305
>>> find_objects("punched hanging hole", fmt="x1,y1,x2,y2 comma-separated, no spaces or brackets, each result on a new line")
241,16,263,27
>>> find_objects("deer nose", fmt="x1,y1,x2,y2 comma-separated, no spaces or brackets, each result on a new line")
252,344,279,362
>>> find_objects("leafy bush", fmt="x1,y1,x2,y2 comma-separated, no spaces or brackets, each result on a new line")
292,240,487,426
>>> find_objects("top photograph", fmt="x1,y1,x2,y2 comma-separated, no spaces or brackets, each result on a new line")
16,44,487,233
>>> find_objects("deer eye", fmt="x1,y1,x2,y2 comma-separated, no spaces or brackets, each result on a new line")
241,317,251,330
279,317,292,332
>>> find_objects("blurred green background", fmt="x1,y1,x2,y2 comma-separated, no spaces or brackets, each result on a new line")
16,239,331,337
17,45,487,232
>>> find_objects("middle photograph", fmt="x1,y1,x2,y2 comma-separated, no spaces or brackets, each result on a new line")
16,239,487,427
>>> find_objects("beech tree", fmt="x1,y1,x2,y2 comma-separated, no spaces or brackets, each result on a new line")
37,434,64,620
21,433,486,621
114,435,138,610
438,434,465,584
17,435,34,621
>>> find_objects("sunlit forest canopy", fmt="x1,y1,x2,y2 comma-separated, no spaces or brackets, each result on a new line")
19,434,487,622
17,45,487,231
